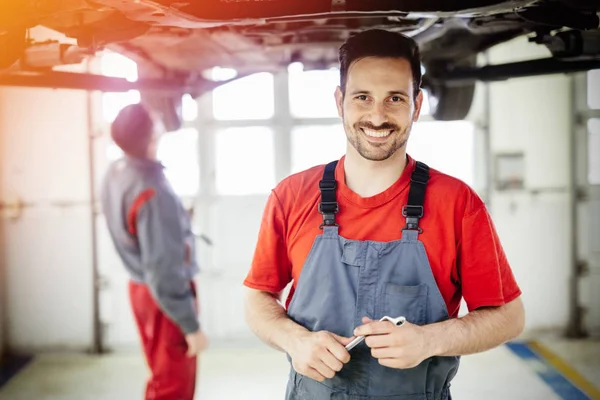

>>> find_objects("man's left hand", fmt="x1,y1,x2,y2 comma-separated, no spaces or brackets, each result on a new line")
353,317,434,369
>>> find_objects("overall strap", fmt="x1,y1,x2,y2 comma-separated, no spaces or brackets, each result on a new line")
402,161,430,234
318,160,339,229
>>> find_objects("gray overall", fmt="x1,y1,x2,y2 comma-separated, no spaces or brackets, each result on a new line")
285,160,460,400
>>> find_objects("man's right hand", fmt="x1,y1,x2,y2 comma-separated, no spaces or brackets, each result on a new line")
185,330,209,357
288,330,352,382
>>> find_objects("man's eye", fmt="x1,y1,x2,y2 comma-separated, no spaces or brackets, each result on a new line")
356,95,368,101
391,96,403,102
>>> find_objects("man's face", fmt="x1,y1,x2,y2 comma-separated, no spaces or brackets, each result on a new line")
335,57,423,162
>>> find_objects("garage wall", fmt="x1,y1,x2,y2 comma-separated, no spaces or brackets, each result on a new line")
487,37,573,335
0,85,95,352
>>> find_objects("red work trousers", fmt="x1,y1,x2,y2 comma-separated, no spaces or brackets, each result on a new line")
129,280,198,400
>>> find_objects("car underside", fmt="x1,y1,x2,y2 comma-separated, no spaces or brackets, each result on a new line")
1,0,599,124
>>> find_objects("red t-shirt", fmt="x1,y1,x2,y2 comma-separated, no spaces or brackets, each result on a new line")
244,155,521,318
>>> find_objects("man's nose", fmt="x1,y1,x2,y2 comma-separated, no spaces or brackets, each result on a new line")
368,102,388,127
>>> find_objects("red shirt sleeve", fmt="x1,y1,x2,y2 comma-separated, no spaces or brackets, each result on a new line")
243,190,292,293
459,196,522,311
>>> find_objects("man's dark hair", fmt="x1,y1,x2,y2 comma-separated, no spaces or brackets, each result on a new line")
339,29,422,99
111,103,154,158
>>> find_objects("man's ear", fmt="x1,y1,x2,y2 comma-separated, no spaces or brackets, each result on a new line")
413,89,424,122
335,86,344,118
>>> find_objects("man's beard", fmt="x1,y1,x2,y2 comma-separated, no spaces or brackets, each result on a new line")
345,119,411,162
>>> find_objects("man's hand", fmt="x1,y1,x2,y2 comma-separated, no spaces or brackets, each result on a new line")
288,330,353,382
185,330,209,357
354,317,433,369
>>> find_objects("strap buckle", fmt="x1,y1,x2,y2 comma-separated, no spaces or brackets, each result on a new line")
319,181,337,191
319,220,339,229
318,202,339,214
318,202,339,229
402,218,423,234
402,205,423,218
402,205,423,233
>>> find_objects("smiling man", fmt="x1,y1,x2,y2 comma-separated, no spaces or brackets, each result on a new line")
244,29,525,400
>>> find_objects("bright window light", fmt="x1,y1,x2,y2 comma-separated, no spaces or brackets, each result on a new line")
288,62,340,119
101,51,139,123
102,91,141,123
101,52,138,81
106,142,124,162
213,72,274,121
182,94,198,122
408,121,475,186
291,124,346,174
157,128,200,197
420,89,431,116
215,127,275,195
212,66,238,81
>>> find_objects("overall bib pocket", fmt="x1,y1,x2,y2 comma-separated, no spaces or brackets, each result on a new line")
382,283,429,326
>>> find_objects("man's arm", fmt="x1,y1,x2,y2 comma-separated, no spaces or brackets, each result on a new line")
355,297,525,369
245,288,353,381
244,288,309,353
427,296,525,357
136,189,199,335
244,190,352,381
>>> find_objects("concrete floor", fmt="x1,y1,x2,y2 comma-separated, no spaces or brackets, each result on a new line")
0,340,597,400
538,337,600,389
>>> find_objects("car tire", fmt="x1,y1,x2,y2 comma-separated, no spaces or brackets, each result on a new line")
426,55,477,121
428,82,476,121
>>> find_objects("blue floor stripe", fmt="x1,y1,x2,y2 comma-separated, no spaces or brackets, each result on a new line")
506,342,591,400
0,354,33,389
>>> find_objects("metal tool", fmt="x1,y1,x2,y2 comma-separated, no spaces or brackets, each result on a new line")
345,316,406,351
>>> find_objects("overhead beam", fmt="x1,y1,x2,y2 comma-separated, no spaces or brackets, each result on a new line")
3,58,599,93
0,70,202,94
0,70,249,98
429,58,600,87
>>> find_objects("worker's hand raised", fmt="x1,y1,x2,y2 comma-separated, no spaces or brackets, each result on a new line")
288,330,352,382
185,330,209,357
354,317,433,369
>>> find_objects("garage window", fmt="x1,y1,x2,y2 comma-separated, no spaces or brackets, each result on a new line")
182,94,198,122
100,51,140,123
288,63,340,119
215,126,276,195
291,125,346,174
408,121,475,186
157,128,200,197
213,72,275,121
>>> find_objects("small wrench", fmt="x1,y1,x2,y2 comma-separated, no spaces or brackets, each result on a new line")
345,316,407,351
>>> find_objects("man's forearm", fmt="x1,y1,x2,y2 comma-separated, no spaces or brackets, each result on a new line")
244,288,309,353
426,297,525,357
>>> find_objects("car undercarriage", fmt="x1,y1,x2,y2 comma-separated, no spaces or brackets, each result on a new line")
1,0,599,124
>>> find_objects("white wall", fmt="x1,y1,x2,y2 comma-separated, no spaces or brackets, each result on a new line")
487,37,573,335
0,85,95,352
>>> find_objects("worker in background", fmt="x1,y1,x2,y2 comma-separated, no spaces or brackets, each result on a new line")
243,29,525,400
100,103,207,400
